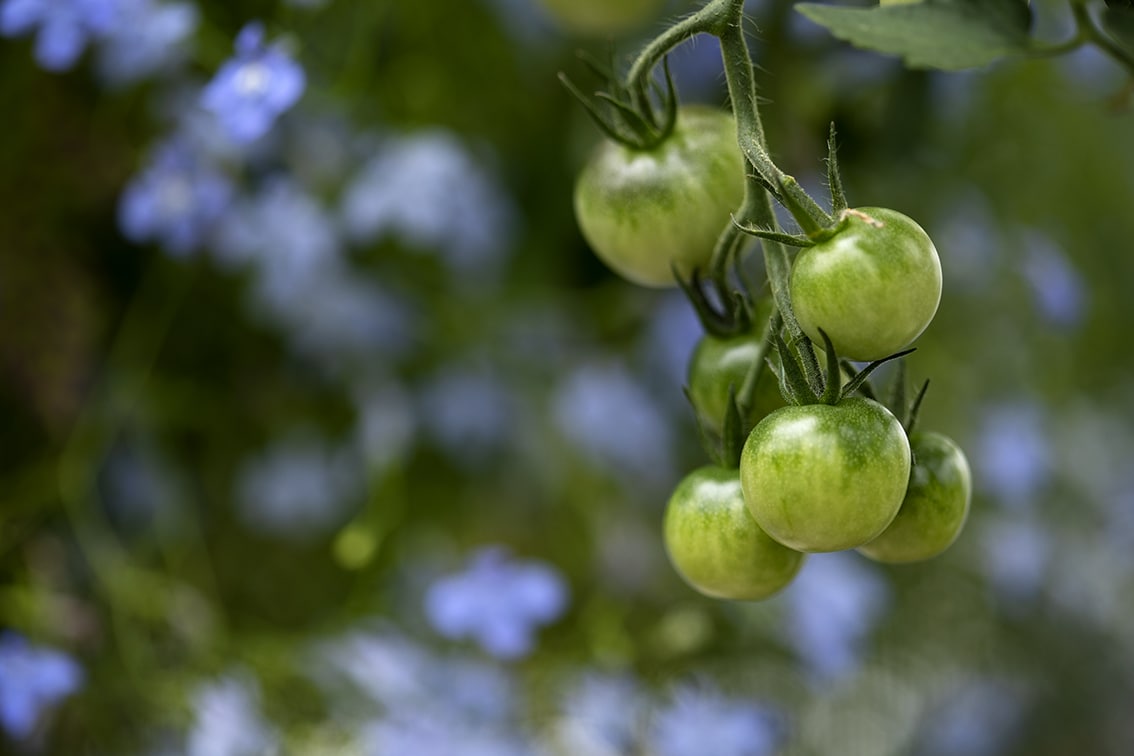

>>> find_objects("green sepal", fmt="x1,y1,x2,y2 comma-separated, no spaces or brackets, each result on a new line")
905,379,931,435
732,218,816,248
826,123,848,216
721,384,747,469
887,359,908,420
772,326,820,406
558,54,677,151
674,265,752,339
840,348,917,402
840,360,877,400
817,328,842,405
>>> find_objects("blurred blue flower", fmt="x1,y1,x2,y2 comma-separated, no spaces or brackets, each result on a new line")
201,22,305,144
186,675,277,756
95,0,196,86
0,0,120,71
643,292,703,391
0,634,83,740
935,192,1002,294
235,433,360,540
974,401,1051,509
340,131,517,279
353,385,417,472
916,678,1029,756
649,685,779,756
552,361,675,485
785,552,890,682
425,546,569,659
118,137,233,255
980,515,1051,605
418,368,516,465
555,673,647,756
211,177,339,308
361,713,535,756
1019,230,1086,329
314,629,518,725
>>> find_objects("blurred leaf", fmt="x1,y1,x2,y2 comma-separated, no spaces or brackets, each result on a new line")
1101,7,1134,57
795,0,1033,71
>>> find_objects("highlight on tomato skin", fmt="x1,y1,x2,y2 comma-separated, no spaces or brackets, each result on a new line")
664,465,805,601
789,206,943,361
739,397,912,553
573,106,746,288
858,431,973,564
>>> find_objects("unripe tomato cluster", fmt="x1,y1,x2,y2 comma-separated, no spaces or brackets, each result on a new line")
573,105,971,601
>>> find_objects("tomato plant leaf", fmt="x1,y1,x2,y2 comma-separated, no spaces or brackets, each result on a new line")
795,0,1033,72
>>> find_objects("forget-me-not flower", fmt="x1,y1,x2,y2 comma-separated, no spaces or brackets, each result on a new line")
785,552,890,682
0,0,121,71
555,673,647,756
552,361,675,485
96,0,197,86
0,633,83,740
648,685,779,756
186,675,278,756
425,546,569,659
235,433,360,540
974,401,1051,509
1019,230,1086,329
340,131,517,278
118,137,233,255
201,21,305,144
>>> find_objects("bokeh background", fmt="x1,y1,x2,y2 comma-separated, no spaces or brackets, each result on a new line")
2,0,1133,753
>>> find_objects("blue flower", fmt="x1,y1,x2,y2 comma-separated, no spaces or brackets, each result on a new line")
552,362,675,485
0,0,121,71
974,401,1051,509
186,675,278,756
915,678,1030,756
235,433,361,540
418,368,516,466
784,552,889,682
0,633,83,740
1019,230,1086,329
425,547,569,659
649,685,779,756
118,137,233,255
95,0,197,86
201,22,305,144
340,130,517,279
980,514,1051,605
555,673,646,755
211,177,339,307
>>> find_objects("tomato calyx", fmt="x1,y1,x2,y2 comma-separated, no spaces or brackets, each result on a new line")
769,318,915,408
559,52,677,150
674,265,753,339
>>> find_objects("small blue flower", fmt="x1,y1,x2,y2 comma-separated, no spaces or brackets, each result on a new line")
95,0,197,86
980,515,1051,605
974,401,1051,509
0,633,83,740
1019,230,1086,329
0,0,121,71
235,433,360,540
916,678,1030,756
556,673,646,754
340,131,517,279
418,368,516,465
649,685,779,756
785,552,889,682
186,675,277,756
211,177,339,307
201,22,305,144
118,137,233,255
552,362,675,484
425,547,569,660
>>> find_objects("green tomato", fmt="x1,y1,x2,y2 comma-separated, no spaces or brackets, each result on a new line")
686,306,787,439
790,207,942,361
858,432,972,563
573,106,746,288
539,0,667,36
740,397,911,553
664,465,805,600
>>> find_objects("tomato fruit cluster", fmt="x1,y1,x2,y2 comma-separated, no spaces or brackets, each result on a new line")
573,106,746,288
